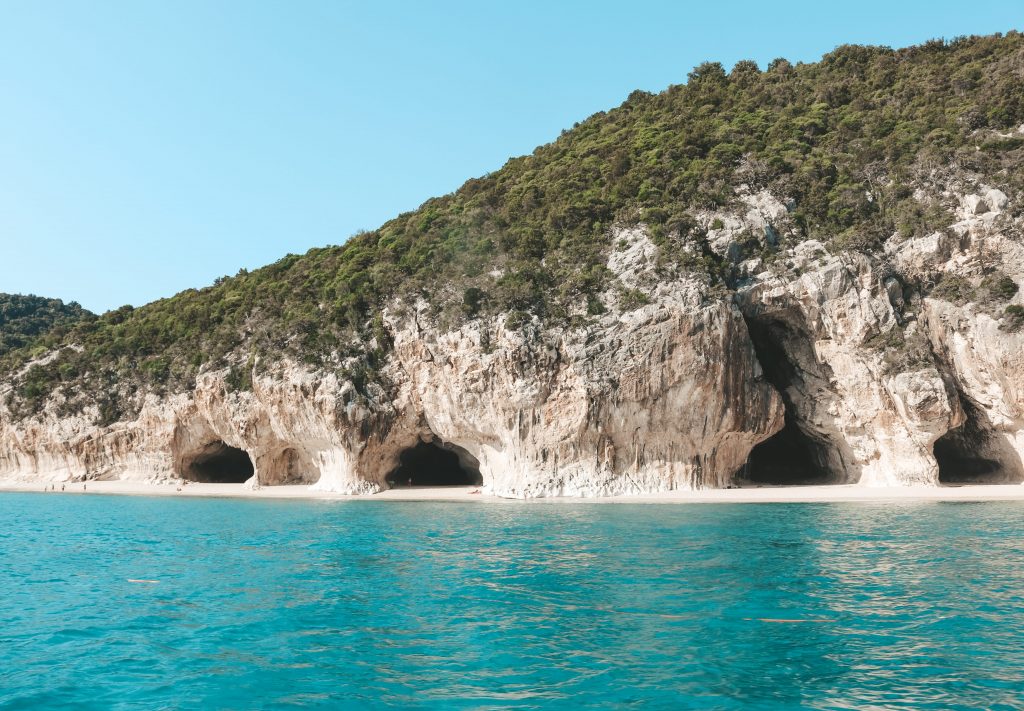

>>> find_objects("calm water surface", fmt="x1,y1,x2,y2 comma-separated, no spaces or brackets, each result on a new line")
2,494,1024,709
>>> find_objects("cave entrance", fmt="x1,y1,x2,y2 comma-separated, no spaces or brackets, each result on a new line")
934,399,1023,484
743,416,835,485
386,440,482,488
184,441,254,483
740,314,845,486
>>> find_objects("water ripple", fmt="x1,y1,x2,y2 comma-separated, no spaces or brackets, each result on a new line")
3,495,1024,708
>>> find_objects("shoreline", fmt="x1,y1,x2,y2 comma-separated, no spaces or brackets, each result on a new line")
3,479,1024,503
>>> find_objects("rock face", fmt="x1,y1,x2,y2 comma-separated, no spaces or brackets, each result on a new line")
729,183,1024,487
0,228,783,496
913,188,1024,483
1,185,1022,496
375,230,781,496
736,249,960,486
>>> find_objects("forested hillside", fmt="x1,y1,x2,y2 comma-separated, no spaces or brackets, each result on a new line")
0,294,92,359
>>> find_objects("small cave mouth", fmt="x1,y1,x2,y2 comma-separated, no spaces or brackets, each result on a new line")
183,441,254,483
741,417,839,486
385,440,483,488
934,399,1023,485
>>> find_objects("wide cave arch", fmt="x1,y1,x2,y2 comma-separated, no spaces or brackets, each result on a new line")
385,440,483,488
182,441,254,483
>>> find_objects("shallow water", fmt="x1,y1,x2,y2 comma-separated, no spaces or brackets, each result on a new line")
2,495,1024,709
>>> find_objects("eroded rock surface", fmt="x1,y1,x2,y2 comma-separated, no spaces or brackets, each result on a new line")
2,183,1022,495
728,182,1024,486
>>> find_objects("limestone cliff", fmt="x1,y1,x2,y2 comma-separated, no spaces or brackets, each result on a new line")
718,184,1024,487
0,229,783,496
2,35,1023,495
2,182,1022,496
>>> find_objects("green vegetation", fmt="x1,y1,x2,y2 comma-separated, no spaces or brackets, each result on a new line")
0,294,93,358
930,275,976,305
3,32,1024,420
867,325,936,374
1004,305,1024,332
982,272,1020,301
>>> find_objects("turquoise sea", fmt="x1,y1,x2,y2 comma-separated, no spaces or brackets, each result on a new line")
2,495,1024,709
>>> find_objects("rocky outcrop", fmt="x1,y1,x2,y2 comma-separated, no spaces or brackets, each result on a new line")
735,247,960,486
375,231,781,496
2,183,1022,496
727,182,1024,487
912,188,1024,482
0,228,783,496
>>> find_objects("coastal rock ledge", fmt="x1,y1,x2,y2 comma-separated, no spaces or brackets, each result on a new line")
2,185,1023,497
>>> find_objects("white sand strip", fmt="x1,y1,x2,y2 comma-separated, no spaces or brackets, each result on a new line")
3,479,1024,503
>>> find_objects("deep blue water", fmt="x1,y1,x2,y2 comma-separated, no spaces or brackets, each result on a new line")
2,495,1024,709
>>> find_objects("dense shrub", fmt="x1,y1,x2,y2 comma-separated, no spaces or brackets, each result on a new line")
0,294,93,358
1004,305,1024,332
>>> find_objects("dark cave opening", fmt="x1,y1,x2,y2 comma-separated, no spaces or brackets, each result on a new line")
934,399,1022,484
386,440,483,488
743,416,835,485
740,315,844,485
183,441,254,483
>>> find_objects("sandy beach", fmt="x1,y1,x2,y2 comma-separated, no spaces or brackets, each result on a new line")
3,479,1024,503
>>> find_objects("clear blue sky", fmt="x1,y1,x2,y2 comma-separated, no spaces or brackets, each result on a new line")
1,1,1020,313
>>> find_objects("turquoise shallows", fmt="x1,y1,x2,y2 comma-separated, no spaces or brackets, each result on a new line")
2,495,1023,709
